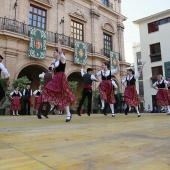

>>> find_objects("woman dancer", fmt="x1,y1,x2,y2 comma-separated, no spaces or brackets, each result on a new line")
96,60,119,117
42,38,76,122
121,62,145,117
33,85,42,116
153,75,170,115
10,87,22,116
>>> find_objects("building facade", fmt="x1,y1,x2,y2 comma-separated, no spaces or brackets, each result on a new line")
134,9,170,110
0,0,129,101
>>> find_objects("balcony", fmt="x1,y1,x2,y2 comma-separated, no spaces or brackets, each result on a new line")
150,53,162,62
102,1,113,10
0,17,92,53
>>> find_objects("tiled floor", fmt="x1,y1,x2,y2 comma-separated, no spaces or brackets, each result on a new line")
0,113,170,170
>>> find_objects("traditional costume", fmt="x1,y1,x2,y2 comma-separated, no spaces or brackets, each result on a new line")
77,68,97,116
96,69,117,117
33,89,42,111
10,90,22,115
122,72,141,116
23,86,32,115
42,53,76,122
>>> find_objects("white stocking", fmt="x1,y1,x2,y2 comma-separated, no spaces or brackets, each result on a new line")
50,103,55,110
135,106,140,114
110,104,114,114
129,106,131,111
167,106,170,113
101,99,105,109
13,110,15,115
65,105,71,118
16,111,18,115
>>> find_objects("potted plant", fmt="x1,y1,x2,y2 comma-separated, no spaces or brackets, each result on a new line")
0,78,11,115
68,81,78,114
92,90,100,113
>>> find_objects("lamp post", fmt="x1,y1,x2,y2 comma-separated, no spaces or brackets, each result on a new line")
14,0,18,20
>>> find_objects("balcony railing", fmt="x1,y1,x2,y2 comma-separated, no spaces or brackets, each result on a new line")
100,48,121,61
0,17,93,53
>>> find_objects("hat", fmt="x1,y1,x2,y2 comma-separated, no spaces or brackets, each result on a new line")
0,55,4,59
87,68,93,72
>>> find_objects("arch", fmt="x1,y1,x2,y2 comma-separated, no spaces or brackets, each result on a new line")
101,22,115,34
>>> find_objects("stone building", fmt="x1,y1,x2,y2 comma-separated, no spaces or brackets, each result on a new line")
0,0,130,102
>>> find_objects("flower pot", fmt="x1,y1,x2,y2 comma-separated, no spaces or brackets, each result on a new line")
0,109,6,115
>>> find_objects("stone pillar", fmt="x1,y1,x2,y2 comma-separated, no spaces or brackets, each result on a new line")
90,2,100,53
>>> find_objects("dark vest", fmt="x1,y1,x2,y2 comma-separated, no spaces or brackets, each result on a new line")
25,89,31,98
126,76,136,86
55,60,66,73
157,80,165,88
12,92,20,97
83,73,92,86
36,91,41,96
168,86,170,89
101,70,111,80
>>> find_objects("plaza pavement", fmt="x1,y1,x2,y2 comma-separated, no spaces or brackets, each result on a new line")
0,113,170,170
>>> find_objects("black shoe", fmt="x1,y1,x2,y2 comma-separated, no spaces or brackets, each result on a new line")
66,116,71,122
77,109,81,116
87,113,90,116
103,112,107,116
112,114,115,117
42,114,48,119
37,114,42,119
125,107,129,115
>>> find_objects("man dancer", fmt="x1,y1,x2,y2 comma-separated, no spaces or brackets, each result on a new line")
0,55,10,101
77,66,97,116
37,67,53,119
23,84,32,115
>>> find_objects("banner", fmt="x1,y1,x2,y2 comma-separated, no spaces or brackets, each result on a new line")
110,51,119,69
29,27,46,59
74,40,88,65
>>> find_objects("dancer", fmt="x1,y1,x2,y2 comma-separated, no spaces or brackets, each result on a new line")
153,75,170,115
42,38,76,122
23,84,32,115
96,60,119,117
0,55,10,101
10,86,22,116
33,85,43,116
77,66,98,116
121,62,145,117
37,67,53,119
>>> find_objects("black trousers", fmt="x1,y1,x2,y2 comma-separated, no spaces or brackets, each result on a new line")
0,83,5,101
23,99,31,114
77,88,92,114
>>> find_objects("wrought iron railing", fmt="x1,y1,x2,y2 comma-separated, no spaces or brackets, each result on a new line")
102,1,113,10
0,17,93,53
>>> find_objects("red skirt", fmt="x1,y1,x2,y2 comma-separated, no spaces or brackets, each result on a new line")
156,89,169,106
34,95,42,110
168,90,170,104
42,72,76,110
124,85,141,107
10,96,21,111
99,80,116,104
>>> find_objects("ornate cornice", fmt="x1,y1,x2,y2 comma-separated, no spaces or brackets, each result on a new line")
69,9,87,22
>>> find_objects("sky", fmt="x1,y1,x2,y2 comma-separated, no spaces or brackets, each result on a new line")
121,0,170,63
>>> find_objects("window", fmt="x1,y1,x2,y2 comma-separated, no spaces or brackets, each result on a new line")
103,33,112,57
139,81,144,96
71,20,83,41
29,5,46,30
136,52,142,66
150,43,161,62
138,66,143,80
102,0,109,6
151,66,163,83
148,17,170,33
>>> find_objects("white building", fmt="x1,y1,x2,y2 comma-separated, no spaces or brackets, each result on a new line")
133,9,170,110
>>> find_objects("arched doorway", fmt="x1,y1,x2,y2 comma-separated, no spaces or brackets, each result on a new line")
18,65,47,103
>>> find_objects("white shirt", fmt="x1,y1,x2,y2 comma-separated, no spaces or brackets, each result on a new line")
23,89,32,96
10,90,22,97
153,80,169,87
51,53,66,69
33,90,42,95
96,69,118,77
81,69,97,81
111,79,118,88
39,72,45,78
121,72,141,84
0,63,10,78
